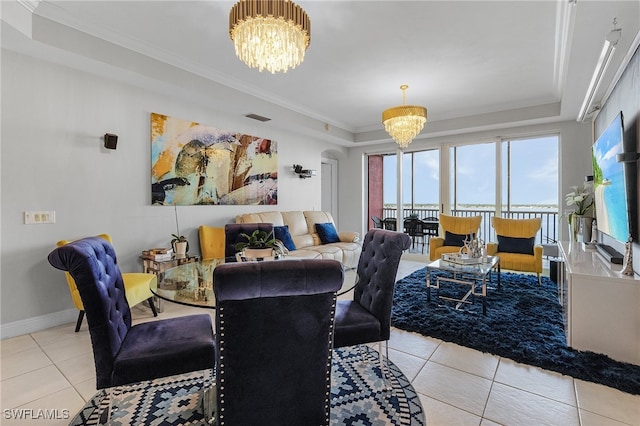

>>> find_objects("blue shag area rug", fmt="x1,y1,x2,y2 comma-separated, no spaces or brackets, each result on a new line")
391,268,640,395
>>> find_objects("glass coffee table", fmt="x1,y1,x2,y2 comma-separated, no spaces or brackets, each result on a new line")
426,255,500,315
150,258,225,309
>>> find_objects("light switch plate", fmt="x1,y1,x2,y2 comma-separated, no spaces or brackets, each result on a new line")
24,211,56,224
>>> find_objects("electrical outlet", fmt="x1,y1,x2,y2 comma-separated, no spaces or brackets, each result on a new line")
24,211,56,224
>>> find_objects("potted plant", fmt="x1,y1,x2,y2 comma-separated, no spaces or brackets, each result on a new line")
235,230,281,259
171,233,189,255
171,205,189,255
565,184,594,243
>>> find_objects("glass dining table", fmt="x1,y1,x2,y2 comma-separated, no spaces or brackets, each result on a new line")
150,258,225,309
151,256,355,310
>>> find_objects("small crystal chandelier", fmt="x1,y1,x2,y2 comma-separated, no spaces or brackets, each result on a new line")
382,85,428,148
229,0,311,74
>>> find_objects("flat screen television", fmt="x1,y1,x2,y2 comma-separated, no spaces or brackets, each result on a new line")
591,112,630,243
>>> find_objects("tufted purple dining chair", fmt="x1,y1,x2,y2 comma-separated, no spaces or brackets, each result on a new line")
48,236,215,390
333,229,411,376
213,259,343,425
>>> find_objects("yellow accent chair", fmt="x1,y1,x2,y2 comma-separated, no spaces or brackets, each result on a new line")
198,225,226,259
57,234,157,332
486,217,543,284
429,214,482,261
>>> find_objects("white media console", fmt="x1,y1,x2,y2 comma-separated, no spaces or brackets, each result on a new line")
558,241,639,365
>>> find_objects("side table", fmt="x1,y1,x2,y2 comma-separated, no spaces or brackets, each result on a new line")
141,252,200,312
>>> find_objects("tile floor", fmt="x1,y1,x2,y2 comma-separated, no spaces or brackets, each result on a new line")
1,254,638,425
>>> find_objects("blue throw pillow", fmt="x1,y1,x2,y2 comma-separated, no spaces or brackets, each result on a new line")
443,231,474,247
273,225,296,251
498,235,535,255
316,222,340,244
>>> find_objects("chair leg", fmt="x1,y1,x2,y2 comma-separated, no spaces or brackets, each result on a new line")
378,341,392,391
202,370,217,424
357,345,367,364
537,273,541,286
75,311,85,332
147,297,158,317
357,343,392,391
106,386,123,422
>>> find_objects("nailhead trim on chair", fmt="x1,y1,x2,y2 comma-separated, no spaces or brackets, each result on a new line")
325,295,337,424
218,306,225,425
216,281,337,425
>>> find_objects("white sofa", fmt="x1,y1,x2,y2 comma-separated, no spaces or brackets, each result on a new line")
235,211,361,268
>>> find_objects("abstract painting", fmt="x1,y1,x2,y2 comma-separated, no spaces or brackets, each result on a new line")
151,113,278,205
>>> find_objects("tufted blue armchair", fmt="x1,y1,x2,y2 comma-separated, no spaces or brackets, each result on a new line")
213,259,343,425
48,236,215,390
333,229,411,373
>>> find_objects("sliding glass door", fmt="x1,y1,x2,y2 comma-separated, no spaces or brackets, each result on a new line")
501,136,559,244
380,150,439,220
368,134,559,244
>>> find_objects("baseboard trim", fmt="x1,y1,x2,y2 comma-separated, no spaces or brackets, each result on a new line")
1,309,77,339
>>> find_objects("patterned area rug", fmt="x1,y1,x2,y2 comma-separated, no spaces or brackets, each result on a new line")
392,268,640,395
70,346,425,425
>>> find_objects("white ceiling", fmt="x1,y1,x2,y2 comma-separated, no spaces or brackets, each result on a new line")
2,0,639,146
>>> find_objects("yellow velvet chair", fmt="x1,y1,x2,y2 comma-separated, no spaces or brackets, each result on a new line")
486,217,543,284
198,225,226,259
429,214,482,261
57,234,157,332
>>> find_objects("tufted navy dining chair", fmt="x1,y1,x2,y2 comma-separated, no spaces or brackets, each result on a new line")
48,236,215,390
213,259,343,425
333,229,411,378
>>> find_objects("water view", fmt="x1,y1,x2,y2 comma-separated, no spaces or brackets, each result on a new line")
380,136,561,243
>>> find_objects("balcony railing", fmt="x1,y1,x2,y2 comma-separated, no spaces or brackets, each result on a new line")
381,207,559,245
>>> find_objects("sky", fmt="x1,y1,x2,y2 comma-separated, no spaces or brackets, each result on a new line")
383,136,559,208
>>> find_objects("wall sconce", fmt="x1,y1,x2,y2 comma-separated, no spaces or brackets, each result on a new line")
293,164,316,179
104,133,118,150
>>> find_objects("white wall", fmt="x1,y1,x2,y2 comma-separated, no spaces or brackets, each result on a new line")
0,50,342,335
0,47,596,338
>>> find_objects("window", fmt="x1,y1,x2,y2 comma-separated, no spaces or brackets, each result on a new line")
502,136,559,243
369,135,558,244
450,143,496,213
413,150,439,211
382,150,439,218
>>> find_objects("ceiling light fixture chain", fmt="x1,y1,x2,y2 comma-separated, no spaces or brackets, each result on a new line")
229,0,311,74
382,85,428,148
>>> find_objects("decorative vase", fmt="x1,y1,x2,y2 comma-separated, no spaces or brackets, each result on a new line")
243,248,274,260
578,216,594,243
568,214,580,244
173,241,187,256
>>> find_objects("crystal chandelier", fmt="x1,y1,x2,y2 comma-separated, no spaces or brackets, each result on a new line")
382,85,428,148
229,0,311,74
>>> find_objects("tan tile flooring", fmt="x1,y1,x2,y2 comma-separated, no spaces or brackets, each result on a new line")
1,254,638,425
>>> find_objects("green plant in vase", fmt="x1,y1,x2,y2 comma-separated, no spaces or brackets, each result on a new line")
171,206,189,254
565,184,594,243
235,230,286,258
171,233,189,254
234,229,277,251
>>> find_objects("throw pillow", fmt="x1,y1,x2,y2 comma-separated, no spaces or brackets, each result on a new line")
497,235,535,255
273,225,296,251
316,222,340,244
443,231,474,247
